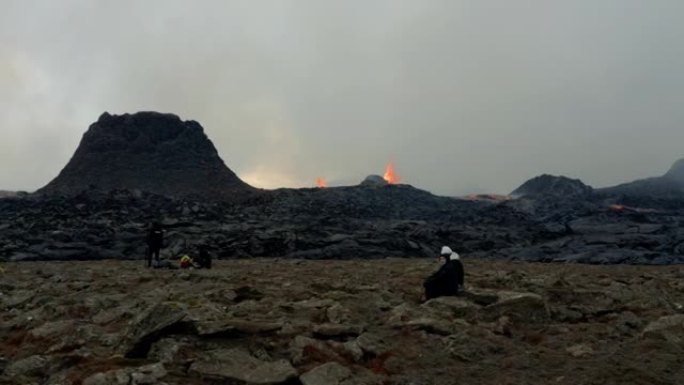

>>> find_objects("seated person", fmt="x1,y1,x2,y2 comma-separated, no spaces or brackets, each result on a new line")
423,246,464,301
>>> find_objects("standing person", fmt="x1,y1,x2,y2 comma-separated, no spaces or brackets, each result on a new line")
196,246,212,269
146,223,164,267
422,246,464,301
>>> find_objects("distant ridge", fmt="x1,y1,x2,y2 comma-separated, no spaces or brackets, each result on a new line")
598,158,684,197
664,158,684,183
511,174,593,198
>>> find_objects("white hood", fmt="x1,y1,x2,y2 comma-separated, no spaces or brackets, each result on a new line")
440,246,460,260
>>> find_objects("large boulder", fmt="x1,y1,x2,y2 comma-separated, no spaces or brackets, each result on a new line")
124,302,189,358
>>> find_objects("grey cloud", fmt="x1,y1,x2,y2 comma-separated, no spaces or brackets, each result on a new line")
1,0,683,194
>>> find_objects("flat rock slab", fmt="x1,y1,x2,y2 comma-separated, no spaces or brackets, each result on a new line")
294,298,338,309
3,355,49,378
82,363,167,385
641,314,684,343
195,319,283,336
313,323,365,338
300,362,352,385
566,344,594,358
406,317,456,336
190,348,297,384
462,290,499,306
422,296,480,318
29,320,80,339
289,335,364,365
480,291,549,323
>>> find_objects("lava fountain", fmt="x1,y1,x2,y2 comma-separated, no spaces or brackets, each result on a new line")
383,162,400,184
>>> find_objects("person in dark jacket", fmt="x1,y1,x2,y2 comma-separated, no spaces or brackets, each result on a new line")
195,246,212,269
422,246,465,301
146,223,164,267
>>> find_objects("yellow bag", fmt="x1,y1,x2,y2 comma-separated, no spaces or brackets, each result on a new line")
180,255,193,268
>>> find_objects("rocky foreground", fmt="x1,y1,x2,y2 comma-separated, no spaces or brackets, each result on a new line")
1,259,684,384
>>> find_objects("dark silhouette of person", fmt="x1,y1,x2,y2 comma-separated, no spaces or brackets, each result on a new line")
196,246,212,269
146,223,164,267
423,246,464,301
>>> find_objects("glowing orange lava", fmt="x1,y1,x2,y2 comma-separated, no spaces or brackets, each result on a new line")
316,177,327,188
383,162,400,184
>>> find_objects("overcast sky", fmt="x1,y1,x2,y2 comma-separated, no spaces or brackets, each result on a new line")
2,0,683,195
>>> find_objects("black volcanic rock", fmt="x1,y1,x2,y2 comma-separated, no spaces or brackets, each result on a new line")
598,158,684,198
4,124,684,265
38,112,254,201
511,174,592,198
360,175,388,187
2,180,683,264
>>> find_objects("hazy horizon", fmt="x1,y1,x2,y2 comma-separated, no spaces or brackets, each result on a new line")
2,1,683,195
